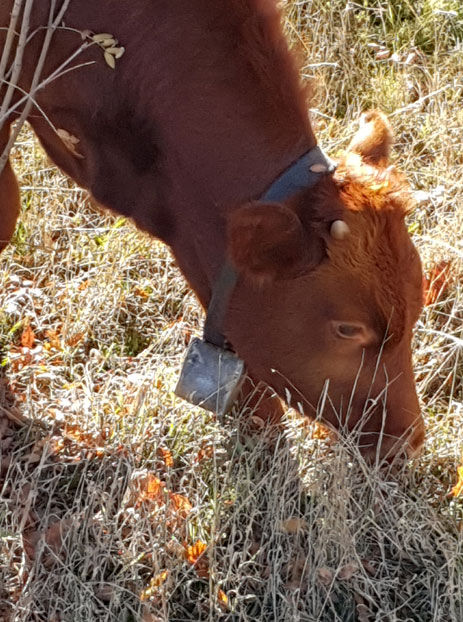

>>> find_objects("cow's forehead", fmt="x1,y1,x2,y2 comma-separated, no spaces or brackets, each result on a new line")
323,171,419,342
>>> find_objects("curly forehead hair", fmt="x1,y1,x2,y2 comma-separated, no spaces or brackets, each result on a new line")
326,157,415,343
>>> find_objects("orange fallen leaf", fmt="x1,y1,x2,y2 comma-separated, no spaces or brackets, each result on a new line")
194,444,214,463
158,446,173,468
44,519,76,553
184,540,209,578
22,528,40,559
182,328,192,344
140,570,169,601
169,493,192,518
133,286,149,299
9,348,34,372
287,554,308,587
66,332,85,347
361,559,376,576
24,518,78,565
125,471,193,530
184,540,207,563
136,473,165,506
45,328,62,350
20,324,35,349
317,567,333,586
217,588,229,608
311,422,333,440
78,279,91,291
63,424,104,449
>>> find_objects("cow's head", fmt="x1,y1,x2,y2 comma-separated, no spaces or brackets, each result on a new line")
226,111,424,462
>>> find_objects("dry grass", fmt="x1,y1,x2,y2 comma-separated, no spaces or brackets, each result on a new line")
1,1,462,620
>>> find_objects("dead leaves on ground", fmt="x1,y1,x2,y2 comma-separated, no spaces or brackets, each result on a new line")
157,446,174,468
140,540,231,611
193,442,214,464
16,467,199,597
355,595,375,622
140,570,169,601
316,560,373,587
23,517,80,567
124,470,193,532
184,540,209,578
60,424,108,460
8,319,85,375
20,322,35,348
338,562,360,581
2,261,461,618
216,588,229,608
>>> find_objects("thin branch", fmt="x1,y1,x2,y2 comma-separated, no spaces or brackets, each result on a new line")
1,49,93,124
0,0,74,174
0,0,34,121
0,0,23,83
1,78,65,134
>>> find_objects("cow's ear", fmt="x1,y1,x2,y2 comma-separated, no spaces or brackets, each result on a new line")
227,201,324,281
347,110,393,167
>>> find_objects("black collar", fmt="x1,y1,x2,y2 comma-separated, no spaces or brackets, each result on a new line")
204,144,336,349
262,145,336,201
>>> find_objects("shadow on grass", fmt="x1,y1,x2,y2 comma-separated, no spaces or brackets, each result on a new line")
0,391,461,621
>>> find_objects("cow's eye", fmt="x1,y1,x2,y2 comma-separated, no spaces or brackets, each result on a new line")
336,323,362,338
332,321,369,342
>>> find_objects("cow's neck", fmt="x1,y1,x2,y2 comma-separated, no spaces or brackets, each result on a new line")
165,126,314,306
30,0,316,308
145,2,316,304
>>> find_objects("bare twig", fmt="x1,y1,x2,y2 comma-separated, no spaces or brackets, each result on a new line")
0,0,24,83
0,0,35,121
0,0,73,174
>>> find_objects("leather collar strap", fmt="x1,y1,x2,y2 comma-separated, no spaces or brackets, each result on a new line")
203,145,336,349
261,145,336,202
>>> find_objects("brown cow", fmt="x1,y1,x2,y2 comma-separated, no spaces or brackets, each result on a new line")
0,0,424,462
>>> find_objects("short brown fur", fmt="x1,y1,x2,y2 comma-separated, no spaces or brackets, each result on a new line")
0,0,424,461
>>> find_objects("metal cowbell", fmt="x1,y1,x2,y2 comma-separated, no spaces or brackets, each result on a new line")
175,337,245,417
